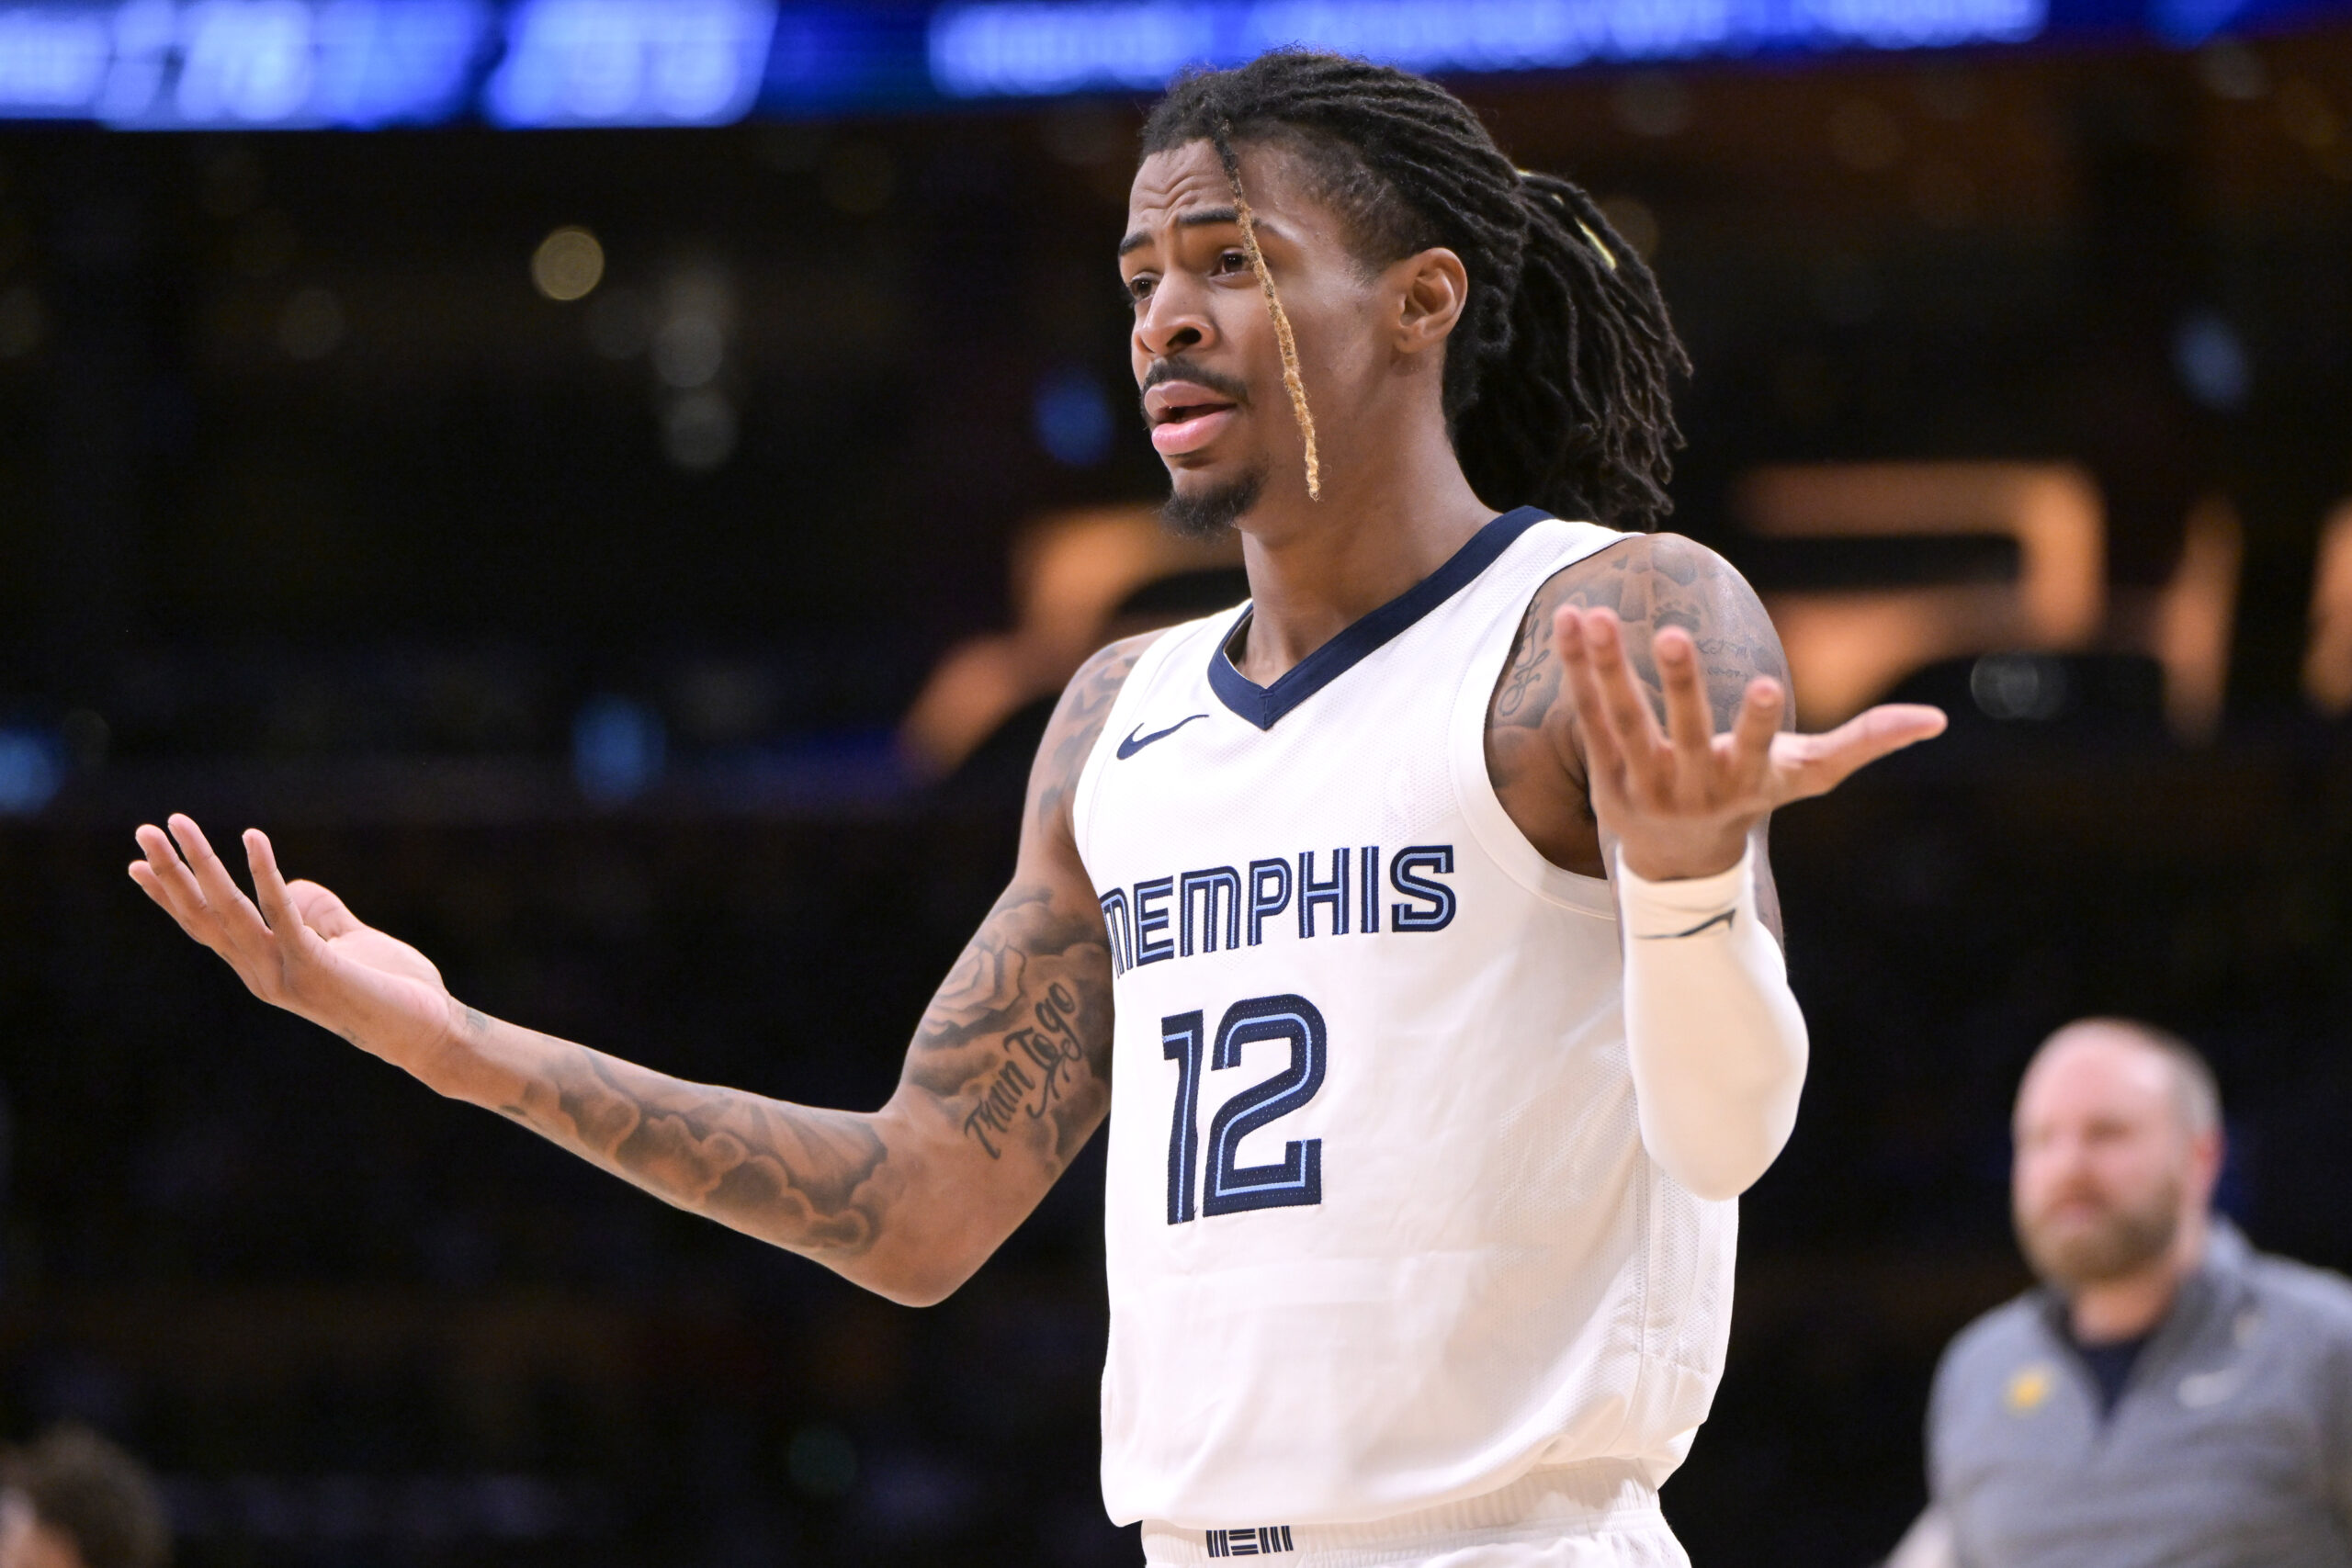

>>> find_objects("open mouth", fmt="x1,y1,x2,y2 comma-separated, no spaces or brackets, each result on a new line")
1151,403,1238,457
1146,379,1243,457
1158,400,1230,425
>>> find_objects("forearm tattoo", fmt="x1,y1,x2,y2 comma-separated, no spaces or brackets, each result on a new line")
485,635,1149,1266
491,1028,896,1258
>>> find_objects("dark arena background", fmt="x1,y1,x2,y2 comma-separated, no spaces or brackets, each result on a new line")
4,2,2352,1563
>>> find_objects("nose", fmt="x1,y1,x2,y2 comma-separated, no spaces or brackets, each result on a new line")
1134,273,1210,363
2022,1131,2094,1191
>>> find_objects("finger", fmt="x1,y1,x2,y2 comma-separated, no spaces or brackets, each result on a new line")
1653,627,1717,778
244,829,317,951
1583,610,1668,792
130,825,244,956
1771,703,1949,801
1553,607,1628,780
133,822,213,927
128,859,210,941
248,833,340,987
1725,676,1786,796
167,814,274,953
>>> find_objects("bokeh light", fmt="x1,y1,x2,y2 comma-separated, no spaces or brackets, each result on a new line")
530,225,605,301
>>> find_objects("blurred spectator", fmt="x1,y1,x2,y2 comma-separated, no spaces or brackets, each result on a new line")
1890,1020,2352,1568
2306,500,2352,716
0,1427,170,1568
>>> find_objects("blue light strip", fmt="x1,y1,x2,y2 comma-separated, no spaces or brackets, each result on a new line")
484,0,777,129
0,0,778,127
0,0,2340,127
927,0,2046,97
0,0,497,128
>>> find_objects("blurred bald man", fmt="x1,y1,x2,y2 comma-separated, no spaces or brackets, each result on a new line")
1889,1019,2352,1568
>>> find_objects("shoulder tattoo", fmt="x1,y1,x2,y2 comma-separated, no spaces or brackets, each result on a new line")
1491,533,1791,745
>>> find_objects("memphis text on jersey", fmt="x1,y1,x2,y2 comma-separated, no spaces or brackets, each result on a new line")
1096,843,1459,977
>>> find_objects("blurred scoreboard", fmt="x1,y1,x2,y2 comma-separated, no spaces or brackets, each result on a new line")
0,0,787,128
0,0,2345,130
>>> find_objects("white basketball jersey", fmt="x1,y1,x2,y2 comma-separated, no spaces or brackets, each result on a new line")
1070,510,1739,1534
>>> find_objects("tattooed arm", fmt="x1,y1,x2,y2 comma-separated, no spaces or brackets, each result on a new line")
129,634,1159,1307
1485,532,1796,922
1487,530,1941,889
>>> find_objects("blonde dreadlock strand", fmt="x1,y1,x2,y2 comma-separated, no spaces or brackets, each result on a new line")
1213,122,1321,502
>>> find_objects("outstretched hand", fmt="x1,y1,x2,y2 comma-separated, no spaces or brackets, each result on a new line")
130,815,460,1075
1554,605,1947,883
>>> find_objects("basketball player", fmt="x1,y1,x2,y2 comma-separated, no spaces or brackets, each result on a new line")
130,52,1945,1567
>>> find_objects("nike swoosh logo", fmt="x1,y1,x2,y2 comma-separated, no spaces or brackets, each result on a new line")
1116,713,1209,760
1634,908,1737,940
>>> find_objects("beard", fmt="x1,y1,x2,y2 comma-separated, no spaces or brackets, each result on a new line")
1160,458,1266,540
2015,1174,2182,1289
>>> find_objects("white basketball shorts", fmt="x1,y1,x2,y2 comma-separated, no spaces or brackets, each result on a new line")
1139,1461,1691,1568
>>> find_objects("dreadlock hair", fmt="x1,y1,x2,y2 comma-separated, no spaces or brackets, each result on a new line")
1212,122,1321,501
1142,51,1691,529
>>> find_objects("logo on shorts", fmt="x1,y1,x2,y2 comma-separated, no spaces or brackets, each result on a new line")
1206,1524,1295,1556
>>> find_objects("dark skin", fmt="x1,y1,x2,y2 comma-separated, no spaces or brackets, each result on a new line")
128,139,1941,1309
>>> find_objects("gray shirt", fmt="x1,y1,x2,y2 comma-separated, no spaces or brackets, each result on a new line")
1928,1223,2352,1568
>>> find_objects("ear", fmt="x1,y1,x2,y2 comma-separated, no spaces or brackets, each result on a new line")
2186,1123,2225,1203
1391,246,1469,356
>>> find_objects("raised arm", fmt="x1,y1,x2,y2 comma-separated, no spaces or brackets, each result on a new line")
1486,533,1944,1198
130,634,1158,1307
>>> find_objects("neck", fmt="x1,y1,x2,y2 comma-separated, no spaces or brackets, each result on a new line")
2068,1208,2210,1344
1228,411,1494,683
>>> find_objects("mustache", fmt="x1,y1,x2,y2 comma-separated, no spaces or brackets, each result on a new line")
2027,1179,2110,1211
1141,356,1250,407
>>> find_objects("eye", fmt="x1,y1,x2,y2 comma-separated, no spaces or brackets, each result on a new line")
1213,248,1250,276
1125,273,1157,305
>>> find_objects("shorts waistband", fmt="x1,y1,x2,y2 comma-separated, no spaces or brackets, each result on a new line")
1141,1460,1663,1567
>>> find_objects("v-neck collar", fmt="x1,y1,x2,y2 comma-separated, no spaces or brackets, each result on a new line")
1206,506,1550,731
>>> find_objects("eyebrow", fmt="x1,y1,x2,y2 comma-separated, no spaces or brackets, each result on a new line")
1117,205,1243,258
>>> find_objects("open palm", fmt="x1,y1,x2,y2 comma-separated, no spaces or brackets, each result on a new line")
130,814,458,1071
1554,605,1947,881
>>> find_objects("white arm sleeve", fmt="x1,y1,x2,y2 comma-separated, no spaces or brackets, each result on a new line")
1615,842,1809,1201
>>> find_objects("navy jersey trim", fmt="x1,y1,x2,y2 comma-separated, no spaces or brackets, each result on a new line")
1206,506,1551,731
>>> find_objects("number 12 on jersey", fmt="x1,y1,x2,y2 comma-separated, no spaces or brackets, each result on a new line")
1161,994,1328,1224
